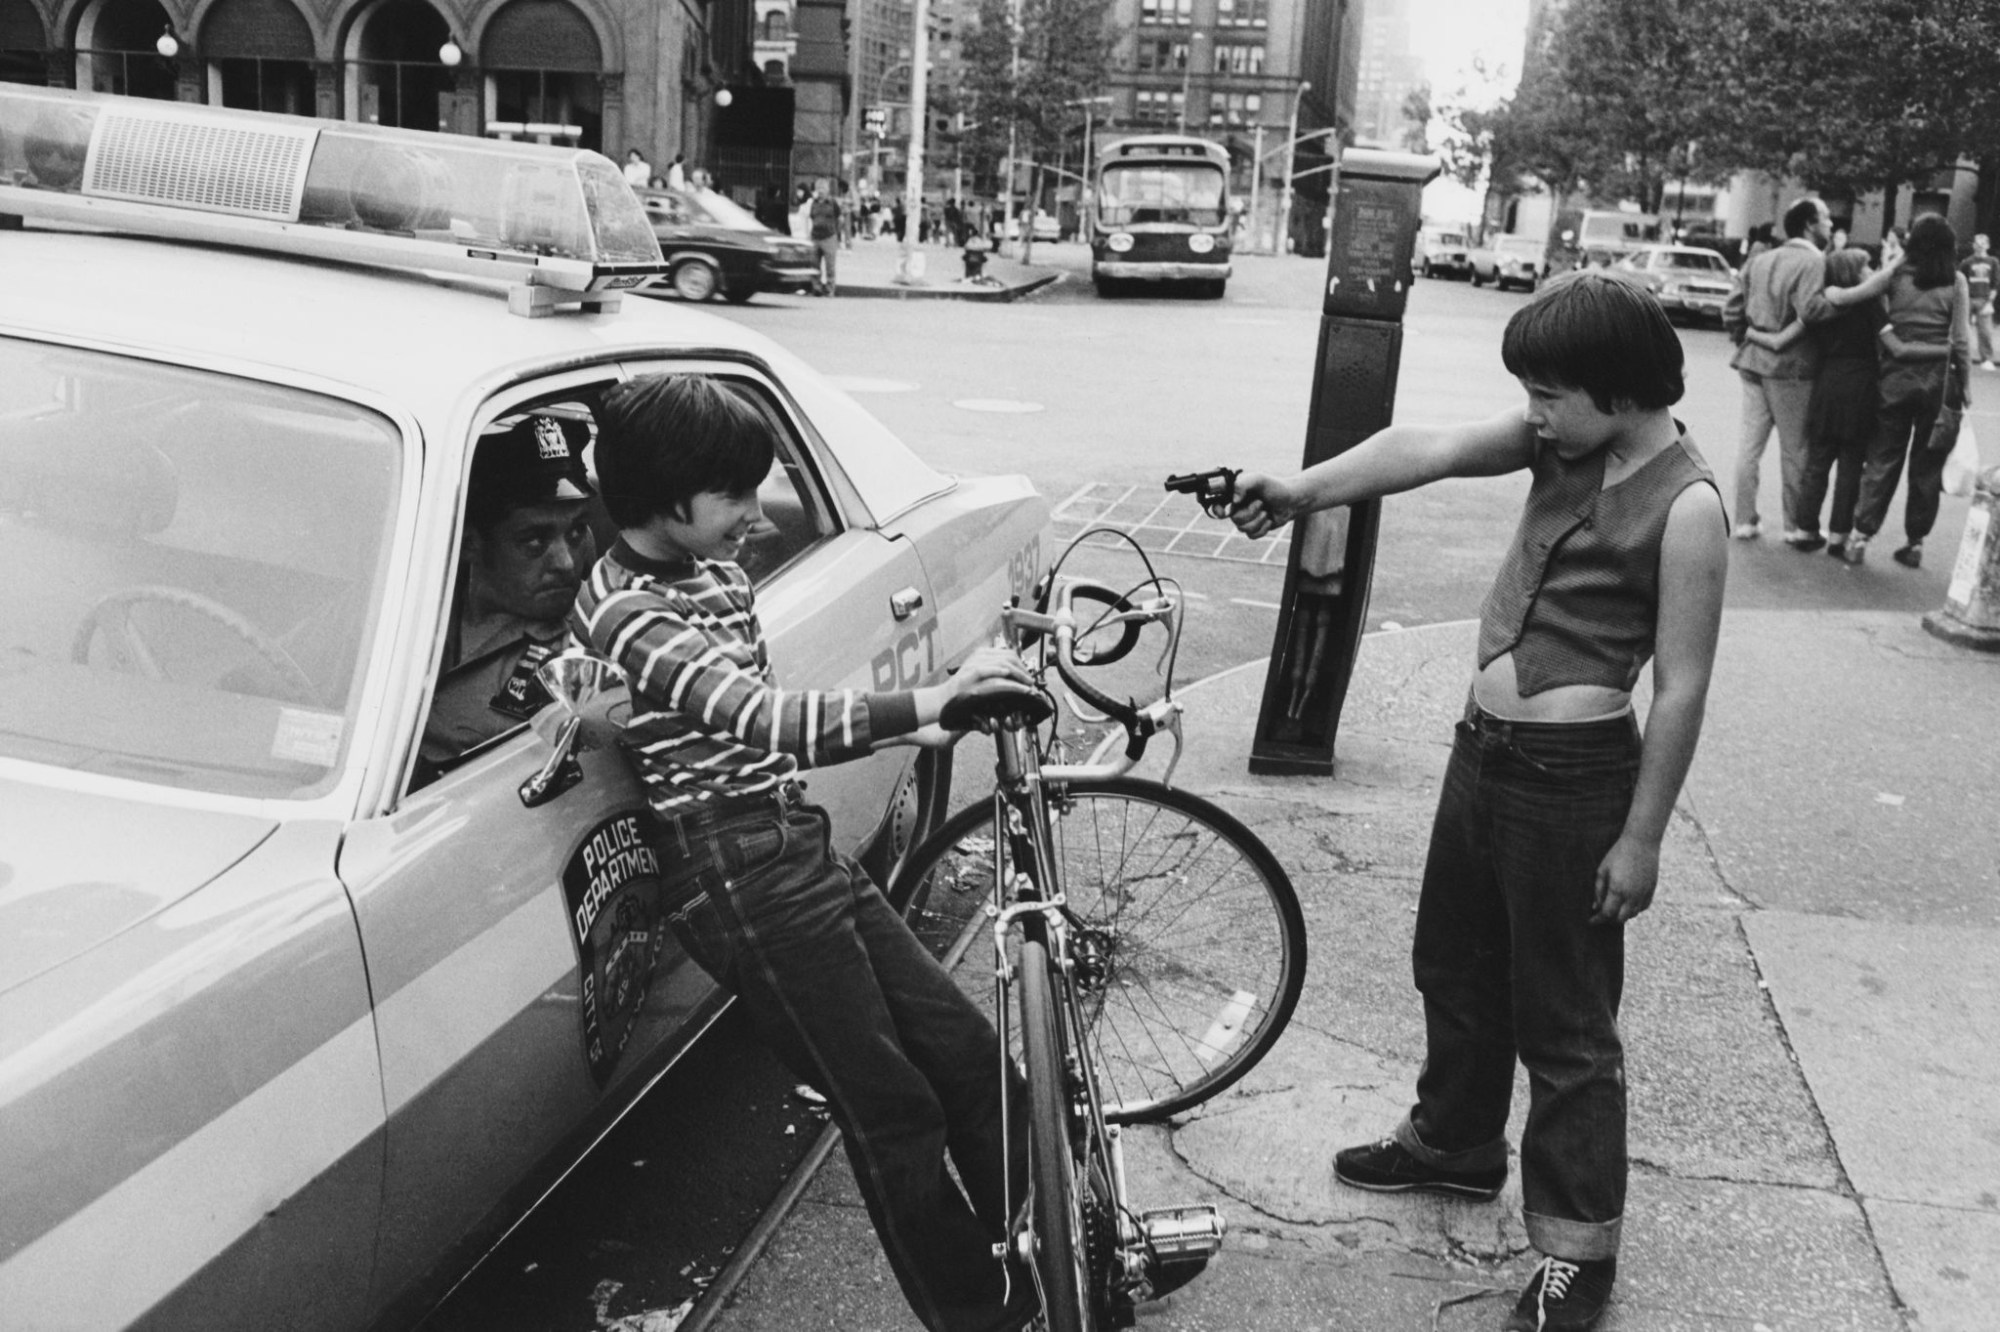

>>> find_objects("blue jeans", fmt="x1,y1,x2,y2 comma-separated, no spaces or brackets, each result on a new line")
1398,698,1641,1261
655,792,1033,1332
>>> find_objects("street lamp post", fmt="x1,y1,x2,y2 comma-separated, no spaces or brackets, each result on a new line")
1177,31,1206,133
896,0,931,283
1278,79,1310,255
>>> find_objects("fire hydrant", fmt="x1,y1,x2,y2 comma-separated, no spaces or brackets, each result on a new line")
962,234,991,281
1923,464,2000,651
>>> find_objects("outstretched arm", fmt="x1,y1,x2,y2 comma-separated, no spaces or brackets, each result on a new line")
1592,483,1728,925
1229,408,1537,539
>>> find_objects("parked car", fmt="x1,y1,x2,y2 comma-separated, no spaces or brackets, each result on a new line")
638,186,822,303
0,85,1048,1331
1002,208,1061,242
1616,244,1738,325
1415,226,1472,279
1469,234,1550,291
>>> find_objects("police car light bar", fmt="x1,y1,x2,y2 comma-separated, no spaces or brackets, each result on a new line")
0,85,665,315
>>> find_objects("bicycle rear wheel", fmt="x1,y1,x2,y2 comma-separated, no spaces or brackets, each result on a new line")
1019,938,1096,1332
892,778,1306,1122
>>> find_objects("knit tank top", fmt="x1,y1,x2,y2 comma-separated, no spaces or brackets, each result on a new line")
1477,430,1717,696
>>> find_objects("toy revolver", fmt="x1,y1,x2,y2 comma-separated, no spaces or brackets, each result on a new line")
1164,467,1240,519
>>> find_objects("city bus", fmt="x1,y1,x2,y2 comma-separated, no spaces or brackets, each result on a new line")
1089,135,1233,298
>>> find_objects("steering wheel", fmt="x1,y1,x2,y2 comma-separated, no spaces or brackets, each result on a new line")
73,586,320,706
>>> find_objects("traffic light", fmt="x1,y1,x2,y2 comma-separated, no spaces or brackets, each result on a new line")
865,105,887,138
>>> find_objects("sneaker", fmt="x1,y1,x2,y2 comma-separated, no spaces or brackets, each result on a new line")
1843,533,1869,565
1731,521,1762,540
1786,531,1827,553
1892,543,1922,568
1503,1255,1617,1331
1333,1135,1506,1201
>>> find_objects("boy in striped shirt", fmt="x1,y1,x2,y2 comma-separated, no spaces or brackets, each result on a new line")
573,373,1042,1332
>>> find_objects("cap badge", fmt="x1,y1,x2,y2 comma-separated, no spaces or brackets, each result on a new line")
534,417,570,460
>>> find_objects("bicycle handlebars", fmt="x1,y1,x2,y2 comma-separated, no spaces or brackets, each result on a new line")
1001,577,1184,781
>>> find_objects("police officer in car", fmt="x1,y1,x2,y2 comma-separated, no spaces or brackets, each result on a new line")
419,413,598,774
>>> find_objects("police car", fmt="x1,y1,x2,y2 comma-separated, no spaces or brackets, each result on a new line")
0,86,1047,1329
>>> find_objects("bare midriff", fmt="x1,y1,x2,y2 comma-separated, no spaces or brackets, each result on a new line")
1472,652,1634,723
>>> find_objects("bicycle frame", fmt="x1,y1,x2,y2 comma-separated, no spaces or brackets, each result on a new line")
976,590,1222,1321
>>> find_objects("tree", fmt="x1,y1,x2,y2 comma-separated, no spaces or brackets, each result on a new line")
960,0,1116,258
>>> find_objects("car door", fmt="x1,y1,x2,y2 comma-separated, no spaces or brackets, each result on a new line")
334,367,711,1320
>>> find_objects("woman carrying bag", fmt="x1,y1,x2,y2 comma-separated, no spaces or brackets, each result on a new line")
1847,214,1973,567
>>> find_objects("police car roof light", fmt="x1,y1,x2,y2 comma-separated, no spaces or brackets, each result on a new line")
0,85,665,314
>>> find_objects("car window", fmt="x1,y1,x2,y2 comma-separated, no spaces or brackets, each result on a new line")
685,189,771,233
0,337,402,798
1499,238,1542,256
1663,250,1728,272
411,372,838,785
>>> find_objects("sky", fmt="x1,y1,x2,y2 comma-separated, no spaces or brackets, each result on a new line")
1405,0,1533,225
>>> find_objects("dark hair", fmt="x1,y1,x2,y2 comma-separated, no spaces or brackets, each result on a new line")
1782,197,1824,240
1904,213,1958,289
1500,269,1685,412
594,375,775,528
1824,246,1872,290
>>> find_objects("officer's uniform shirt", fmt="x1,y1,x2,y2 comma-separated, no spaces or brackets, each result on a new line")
418,605,565,768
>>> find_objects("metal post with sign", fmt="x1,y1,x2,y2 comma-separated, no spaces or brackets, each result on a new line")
1248,147,1440,776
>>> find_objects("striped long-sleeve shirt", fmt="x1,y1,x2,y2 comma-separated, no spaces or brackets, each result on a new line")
571,538,920,813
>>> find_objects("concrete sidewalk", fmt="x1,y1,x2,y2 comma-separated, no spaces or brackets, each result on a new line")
699,607,2000,1332
818,233,1075,301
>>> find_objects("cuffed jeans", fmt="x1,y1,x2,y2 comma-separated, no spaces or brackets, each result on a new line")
1854,401,1949,547
1735,371,1815,531
1404,699,1641,1261
656,794,1034,1332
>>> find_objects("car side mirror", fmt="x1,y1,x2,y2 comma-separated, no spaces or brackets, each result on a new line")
520,651,627,808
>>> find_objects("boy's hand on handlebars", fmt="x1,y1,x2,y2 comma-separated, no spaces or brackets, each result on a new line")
950,645,1035,693
1229,473,1298,539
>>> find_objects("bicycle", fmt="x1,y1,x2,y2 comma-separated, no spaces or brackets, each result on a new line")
894,546,1307,1332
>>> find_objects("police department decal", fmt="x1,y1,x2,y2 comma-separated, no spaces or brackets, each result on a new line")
562,812,664,1086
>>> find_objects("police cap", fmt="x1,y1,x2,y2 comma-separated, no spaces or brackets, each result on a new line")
469,413,595,514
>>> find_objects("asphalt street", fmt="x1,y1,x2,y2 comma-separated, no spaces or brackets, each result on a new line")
426,245,1995,1332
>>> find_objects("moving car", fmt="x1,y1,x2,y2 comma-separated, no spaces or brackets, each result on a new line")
1002,207,1061,242
1616,244,1738,325
1414,226,1472,279
638,186,822,303
0,86,1047,1331
1469,234,1549,291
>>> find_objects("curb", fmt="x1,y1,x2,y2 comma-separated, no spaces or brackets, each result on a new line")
832,272,1065,303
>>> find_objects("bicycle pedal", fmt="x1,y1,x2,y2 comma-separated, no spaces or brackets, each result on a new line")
1136,1204,1225,1263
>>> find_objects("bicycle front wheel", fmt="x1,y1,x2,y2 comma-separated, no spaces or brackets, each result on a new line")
1019,938,1096,1332
893,779,1306,1122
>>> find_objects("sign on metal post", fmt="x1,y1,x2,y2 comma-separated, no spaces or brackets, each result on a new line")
1249,148,1440,776
865,105,887,138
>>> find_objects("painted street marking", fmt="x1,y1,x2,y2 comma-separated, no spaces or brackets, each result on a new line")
1051,481,1293,567
1230,598,1282,610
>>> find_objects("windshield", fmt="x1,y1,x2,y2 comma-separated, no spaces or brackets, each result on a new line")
686,188,772,233
1097,163,1225,227
1498,237,1543,256
0,339,403,799
1661,250,1728,272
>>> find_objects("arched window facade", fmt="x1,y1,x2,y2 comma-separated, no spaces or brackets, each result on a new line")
73,0,178,99
201,0,313,114
481,0,602,150
2,0,47,84
761,10,785,41
343,0,454,132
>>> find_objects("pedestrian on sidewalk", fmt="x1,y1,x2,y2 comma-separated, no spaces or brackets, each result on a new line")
1230,270,1729,1332
1848,213,1974,568
664,153,687,191
1959,232,1998,368
622,148,652,189
1742,245,1900,555
1722,197,1840,545
808,180,841,294
574,374,1043,1332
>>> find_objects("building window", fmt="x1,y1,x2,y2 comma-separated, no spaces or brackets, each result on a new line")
1212,42,1263,75
1134,88,1184,124
1207,91,1261,126
1138,0,1192,24
1215,0,1266,26
763,11,787,40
